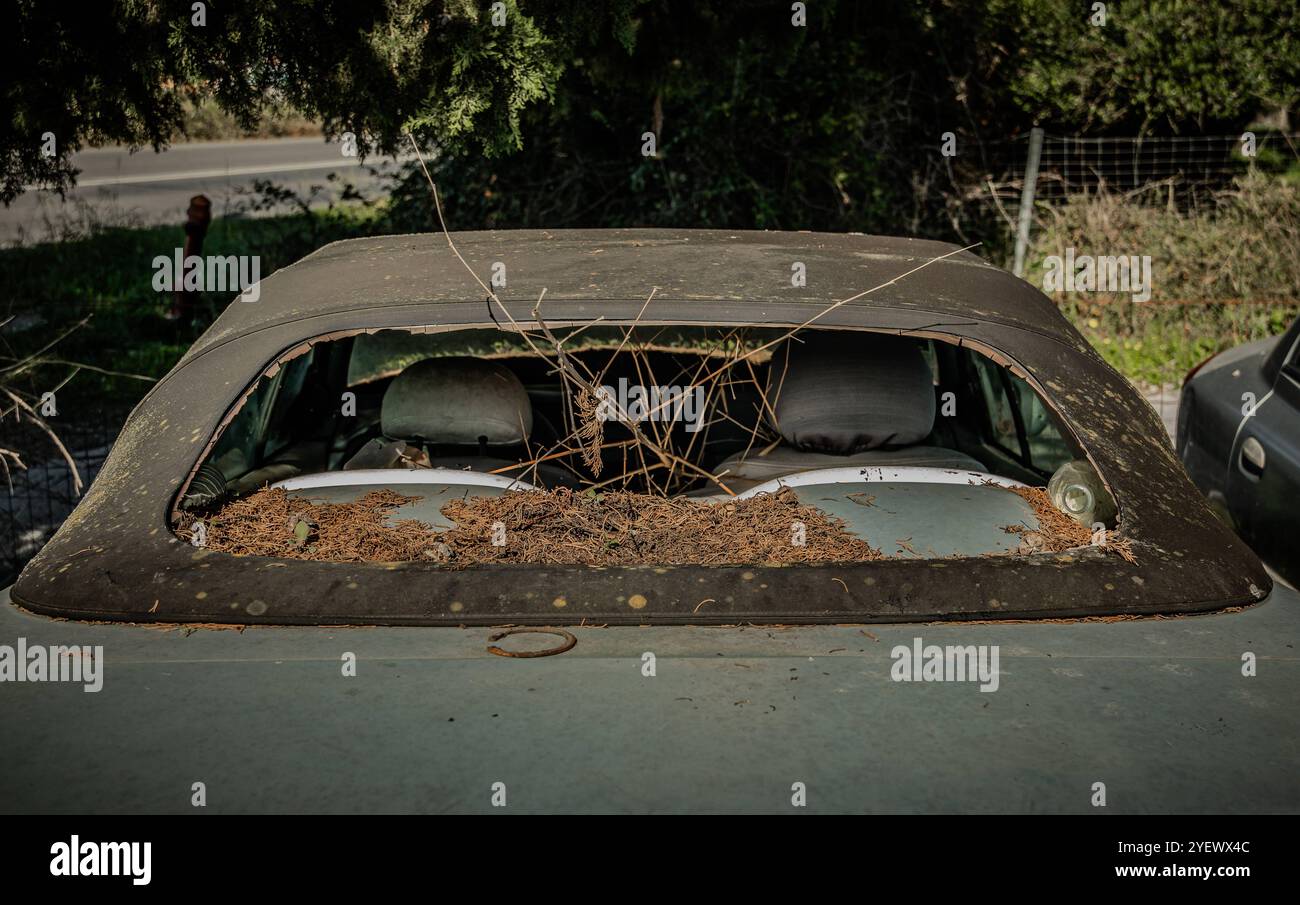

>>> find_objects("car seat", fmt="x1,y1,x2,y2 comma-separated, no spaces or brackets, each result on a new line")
344,357,576,487
710,332,985,492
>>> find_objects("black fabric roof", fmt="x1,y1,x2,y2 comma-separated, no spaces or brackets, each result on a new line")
183,229,1088,362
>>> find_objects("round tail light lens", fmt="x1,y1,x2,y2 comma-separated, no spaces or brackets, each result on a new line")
1048,459,1116,527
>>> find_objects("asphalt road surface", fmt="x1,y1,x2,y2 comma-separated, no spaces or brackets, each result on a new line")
1,136,407,244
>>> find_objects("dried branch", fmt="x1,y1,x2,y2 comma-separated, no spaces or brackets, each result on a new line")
2,389,82,495
402,131,978,499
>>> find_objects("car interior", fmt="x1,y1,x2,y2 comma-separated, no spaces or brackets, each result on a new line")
185,325,1079,512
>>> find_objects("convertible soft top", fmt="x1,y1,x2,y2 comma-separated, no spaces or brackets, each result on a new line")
183,230,1088,358
12,230,1270,624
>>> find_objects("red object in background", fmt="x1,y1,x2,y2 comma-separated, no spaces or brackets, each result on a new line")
1182,352,1217,388
165,195,212,322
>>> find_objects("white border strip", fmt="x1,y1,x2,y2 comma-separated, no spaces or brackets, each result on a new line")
734,466,1029,499
272,468,536,492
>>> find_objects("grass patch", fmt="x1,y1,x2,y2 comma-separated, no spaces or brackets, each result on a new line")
173,97,320,143
1,203,384,404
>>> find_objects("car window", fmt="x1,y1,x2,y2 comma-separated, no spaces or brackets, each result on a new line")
208,349,316,482
970,353,1072,473
185,326,1101,554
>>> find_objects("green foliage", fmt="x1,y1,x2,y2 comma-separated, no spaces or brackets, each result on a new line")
381,0,1300,238
400,1,561,155
2,0,647,202
174,96,319,142
6,0,1296,214
3,0,186,202
387,1,970,236
995,0,1300,132
1025,172,1300,384
4,0,1298,394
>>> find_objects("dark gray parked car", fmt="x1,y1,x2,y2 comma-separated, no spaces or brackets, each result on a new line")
1178,315,1300,586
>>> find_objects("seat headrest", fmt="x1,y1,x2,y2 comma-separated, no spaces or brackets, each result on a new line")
767,332,935,453
381,357,532,445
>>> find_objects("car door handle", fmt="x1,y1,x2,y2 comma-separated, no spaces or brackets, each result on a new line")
1239,436,1266,479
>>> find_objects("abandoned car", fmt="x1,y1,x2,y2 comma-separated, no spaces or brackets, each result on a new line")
2,230,1295,813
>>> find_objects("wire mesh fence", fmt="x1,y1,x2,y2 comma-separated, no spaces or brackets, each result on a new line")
0,403,131,586
1040,133,1294,206
987,131,1300,205
967,131,1300,237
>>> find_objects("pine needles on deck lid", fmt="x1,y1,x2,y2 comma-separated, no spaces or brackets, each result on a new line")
437,487,883,566
184,484,1135,567
185,485,881,566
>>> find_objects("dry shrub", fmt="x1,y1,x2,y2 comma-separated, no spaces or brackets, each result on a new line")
1029,172,1300,306
1024,173,1300,383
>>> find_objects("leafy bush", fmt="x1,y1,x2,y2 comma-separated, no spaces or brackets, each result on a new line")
1025,172,1300,383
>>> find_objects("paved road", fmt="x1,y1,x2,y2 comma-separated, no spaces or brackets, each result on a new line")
1,137,407,245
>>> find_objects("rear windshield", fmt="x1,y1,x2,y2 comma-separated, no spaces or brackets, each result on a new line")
178,325,1128,573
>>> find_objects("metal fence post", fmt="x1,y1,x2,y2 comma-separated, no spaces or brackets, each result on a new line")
1012,127,1045,279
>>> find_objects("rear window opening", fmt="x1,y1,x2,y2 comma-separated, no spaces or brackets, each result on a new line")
175,325,1131,566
